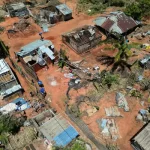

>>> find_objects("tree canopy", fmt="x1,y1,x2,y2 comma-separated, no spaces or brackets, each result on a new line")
0,114,23,135
125,0,150,20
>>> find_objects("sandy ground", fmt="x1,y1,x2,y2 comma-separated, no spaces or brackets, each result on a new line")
0,1,150,150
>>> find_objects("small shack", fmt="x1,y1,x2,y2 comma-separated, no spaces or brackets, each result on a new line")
5,2,29,17
130,121,150,150
94,11,140,37
0,59,23,100
16,40,55,79
32,109,79,147
62,25,102,54
39,2,72,24
56,4,72,21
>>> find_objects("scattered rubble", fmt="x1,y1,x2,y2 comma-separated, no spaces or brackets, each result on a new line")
105,106,122,117
116,92,129,112
97,118,120,141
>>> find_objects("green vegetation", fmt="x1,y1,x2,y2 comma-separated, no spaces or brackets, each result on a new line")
58,49,69,69
0,40,9,59
77,0,107,15
97,43,135,72
0,16,5,23
101,71,119,88
125,0,150,20
0,114,23,135
53,140,86,150
130,89,142,98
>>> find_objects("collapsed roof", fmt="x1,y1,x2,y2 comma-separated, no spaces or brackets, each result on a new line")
6,2,29,17
94,11,140,34
63,25,102,45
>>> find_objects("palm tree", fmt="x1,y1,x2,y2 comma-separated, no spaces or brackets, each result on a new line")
97,43,135,72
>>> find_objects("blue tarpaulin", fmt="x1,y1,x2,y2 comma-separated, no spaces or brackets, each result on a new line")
53,126,78,147
12,97,30,111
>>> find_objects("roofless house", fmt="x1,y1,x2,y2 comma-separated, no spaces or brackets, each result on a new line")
32,109,79,147
62,25,102,54
16,40,55,80
131,121,150,150
0,59,23,100
5,2,29,17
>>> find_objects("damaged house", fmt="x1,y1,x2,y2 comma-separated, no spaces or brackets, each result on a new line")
139,55,150,69
94,11,140,37
130,121,150,150
39,2,72,25
32,109,79,147
16,40,55,80
62,25,102,54
5,2,29,17
0,59,23,100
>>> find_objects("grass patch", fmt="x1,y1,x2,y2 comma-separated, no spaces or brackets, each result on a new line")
0,16,5,23
128,43,141,49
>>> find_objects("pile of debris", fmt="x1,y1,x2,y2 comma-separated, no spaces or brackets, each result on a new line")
136,108,150,123
130,25,150,40
97,118,120,141
116,92,129,112
105,106,122,117
7,18,37,38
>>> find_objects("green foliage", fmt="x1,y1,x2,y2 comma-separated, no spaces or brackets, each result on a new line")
58,49,69,69
0,134,8,145
77,0,106,15
0,40,9,59
130,89,142,98
125,0,150,20
52,141,86,150
101,72,119,88
0,16,5,23
125,3,142,20
0,114,23,135
110,0,125,7
71,142,86,150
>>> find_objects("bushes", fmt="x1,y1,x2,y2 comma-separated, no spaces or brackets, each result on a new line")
124,0,150,20
110,0,125,7
0,16,5,23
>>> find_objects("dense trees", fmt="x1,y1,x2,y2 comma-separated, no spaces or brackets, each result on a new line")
125,0,150,20
0,114,24,135
78,0,150,20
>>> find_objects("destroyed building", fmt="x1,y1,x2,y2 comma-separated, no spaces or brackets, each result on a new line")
0,59,23,100
139,55,150,69
32,109,79,147
94,11,140,37
5,2,29,17
62,25,102,54
16,40,55,80
131,121,150,150
39,2,72,24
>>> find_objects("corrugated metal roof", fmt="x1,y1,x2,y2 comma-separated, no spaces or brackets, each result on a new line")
101,18,114,32
56,4,72,15
8,3,25,11
132,122,150,150
0,59,9,75
94,11,139,34
53,126,78,147
94,17,106,26
117,14,137,33
17,40,53,57
36,113,78,147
